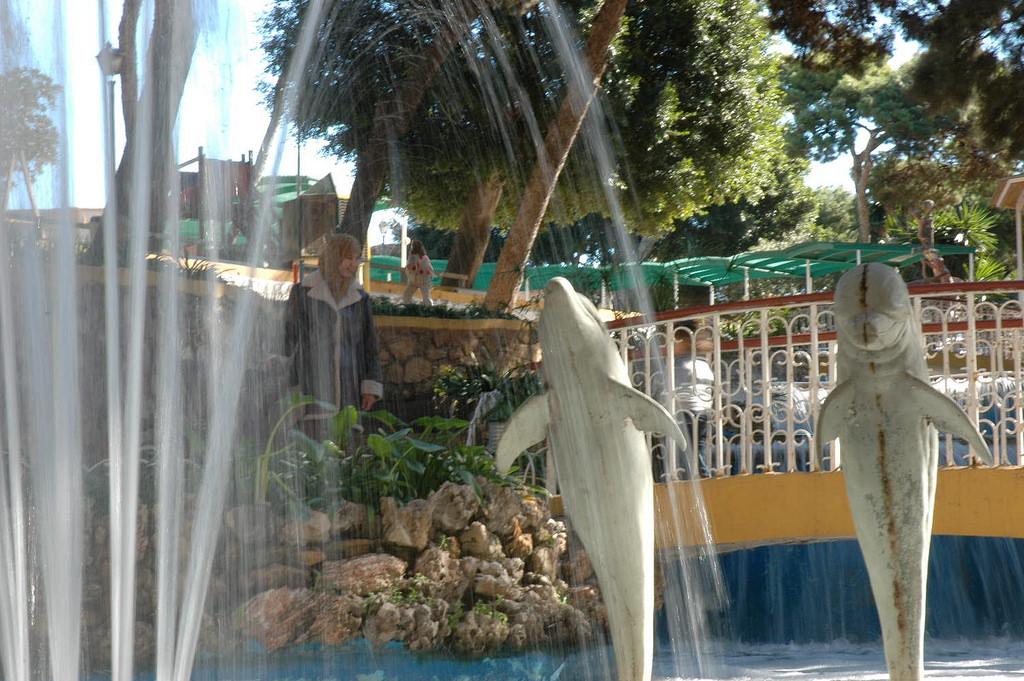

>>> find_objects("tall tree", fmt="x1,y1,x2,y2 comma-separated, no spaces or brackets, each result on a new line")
645,154,819,261
0,67,60,208
113,0,197,235
768,0,1024,155
869,120,1017,224
403,0,789,307
783,59,940,242
483,0,627,309
262,0,789,303
607,0,788,234
259,0,532,249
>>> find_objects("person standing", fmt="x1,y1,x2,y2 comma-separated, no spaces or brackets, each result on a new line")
285,234,383,435
402,239,435,306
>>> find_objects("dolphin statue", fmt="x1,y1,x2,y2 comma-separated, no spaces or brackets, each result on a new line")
495,277,687,681
817,263,992,681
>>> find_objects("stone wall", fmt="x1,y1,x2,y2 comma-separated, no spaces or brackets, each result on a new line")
376,317,539,419
73,273,539,457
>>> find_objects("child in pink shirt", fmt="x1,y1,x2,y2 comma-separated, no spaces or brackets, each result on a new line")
403,239,435,306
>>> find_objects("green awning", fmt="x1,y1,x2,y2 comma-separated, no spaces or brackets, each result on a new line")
366,241,977,292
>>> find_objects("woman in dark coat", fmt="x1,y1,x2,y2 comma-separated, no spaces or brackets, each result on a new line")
285,234,383,429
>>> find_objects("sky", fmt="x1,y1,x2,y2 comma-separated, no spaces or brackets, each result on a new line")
7,1,351,218
22,1,857,234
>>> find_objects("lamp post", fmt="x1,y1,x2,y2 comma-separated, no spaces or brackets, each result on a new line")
96,41,123,221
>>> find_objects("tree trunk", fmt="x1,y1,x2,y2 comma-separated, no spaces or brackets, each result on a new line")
114,0,196,237
338,0,483,246
483,0,628,310
249,0,331,239
442,174,505,287
118,0,140,141
108,0,141,224
850,127,883,243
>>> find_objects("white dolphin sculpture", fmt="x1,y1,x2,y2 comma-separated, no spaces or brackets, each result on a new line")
495,277,687,681
817,263,992,681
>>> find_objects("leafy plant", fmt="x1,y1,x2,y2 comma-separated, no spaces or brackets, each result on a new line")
254,394,355,505
433,363,541,422
472,597,509,623
371,297,518,320
258,404,532,514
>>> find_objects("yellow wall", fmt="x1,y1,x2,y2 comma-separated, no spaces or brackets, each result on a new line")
554,468,1024,552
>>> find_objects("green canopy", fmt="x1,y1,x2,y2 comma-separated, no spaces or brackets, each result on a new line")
663,241,977,288
367,241,977,292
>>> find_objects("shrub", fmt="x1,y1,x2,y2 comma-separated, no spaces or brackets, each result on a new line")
257,403,535,514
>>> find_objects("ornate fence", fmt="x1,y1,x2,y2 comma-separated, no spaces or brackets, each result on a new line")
608,281,1024,480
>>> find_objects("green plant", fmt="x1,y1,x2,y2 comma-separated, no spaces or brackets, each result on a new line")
258,405,532,514
472,597,509,623
333,411,521,507
371,297,518,320
447,601,465,630
432,363,541,422
366,582,433,609
254,394,354,505
177,255,219,279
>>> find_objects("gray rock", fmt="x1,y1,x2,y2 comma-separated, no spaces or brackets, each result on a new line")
450,610,510,656
429,482,480,534
382,497,432,550
460,521,504,560
321,553,407,595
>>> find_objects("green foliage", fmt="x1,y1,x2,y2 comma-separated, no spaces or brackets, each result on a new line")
608,0,790,233
783,60,934,165
973,256,1010,282
261,0,789,240
881,202,1005,281
717,310,792,341
770,0,1024,156
371,297,517,320
472,596,509,623
933,203,1001,255
254,393,339,505
884,202,1000,254
447,601,465,630
646,154,819,260
433,363,541,422
256,403,527,514
0,67,60,185
366,579,434,609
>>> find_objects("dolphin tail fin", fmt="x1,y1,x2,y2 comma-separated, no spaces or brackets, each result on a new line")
817,381,853,460
902,374,994,466
608,379,688,447
495,393,550,474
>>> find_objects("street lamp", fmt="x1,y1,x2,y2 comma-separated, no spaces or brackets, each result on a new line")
96,42,124,78
96,41,123,202
96,41,122,264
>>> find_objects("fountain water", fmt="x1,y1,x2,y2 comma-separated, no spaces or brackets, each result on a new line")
1,1,724,680
3,2,1023,681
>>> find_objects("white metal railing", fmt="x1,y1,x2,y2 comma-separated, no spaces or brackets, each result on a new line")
609,281,1024,480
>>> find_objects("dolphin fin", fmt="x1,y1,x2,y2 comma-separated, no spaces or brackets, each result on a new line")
817,381,854,455
607,379,688,447
495,393,550,474
900,374,994,466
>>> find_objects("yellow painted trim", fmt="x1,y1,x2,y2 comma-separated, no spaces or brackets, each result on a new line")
551,467,1024,552
367,279,492,305
375,315,529,332
77,265,233,297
